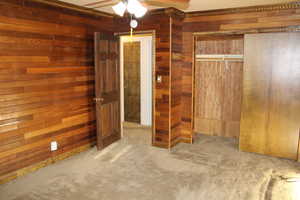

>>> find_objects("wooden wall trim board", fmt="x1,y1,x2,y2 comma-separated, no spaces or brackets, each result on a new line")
26,0,114,17
168,16,172,149
145,7,185,17
0,142,95,184
298,129,300,162
193,26,300,36
191,34,195,134
185,2,300,17
151,31,157,147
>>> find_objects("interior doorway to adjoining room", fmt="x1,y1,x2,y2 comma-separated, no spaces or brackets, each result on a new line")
120,35,153,131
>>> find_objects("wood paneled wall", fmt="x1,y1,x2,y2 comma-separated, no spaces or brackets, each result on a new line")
182,2,300,139
0,0,114,183
170,11,186,146
2,0,300,183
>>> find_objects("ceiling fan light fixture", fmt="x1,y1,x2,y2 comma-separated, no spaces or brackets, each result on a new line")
112,2,126,17
127,0,143,14
134,5,147,18
130,19,138,28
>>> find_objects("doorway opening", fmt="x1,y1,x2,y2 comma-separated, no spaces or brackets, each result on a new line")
120,34,154,140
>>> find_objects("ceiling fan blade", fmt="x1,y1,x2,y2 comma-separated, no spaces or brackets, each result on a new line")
144,0,190,10
84,0,120,7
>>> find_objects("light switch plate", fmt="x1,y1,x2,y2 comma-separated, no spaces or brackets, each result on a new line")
157,75,162,83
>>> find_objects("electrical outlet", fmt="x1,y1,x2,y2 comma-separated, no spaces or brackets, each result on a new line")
51,141,58,151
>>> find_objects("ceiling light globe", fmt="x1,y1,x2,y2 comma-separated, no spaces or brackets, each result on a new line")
134,5,147,18
127,0,142,14
112,2,126,17
130,19,138,29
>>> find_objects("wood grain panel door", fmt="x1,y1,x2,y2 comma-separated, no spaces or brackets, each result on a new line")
124,41,141,123
94,32,121,150
240,33,300,160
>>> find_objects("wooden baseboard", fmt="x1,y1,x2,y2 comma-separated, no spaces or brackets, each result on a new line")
153,141,169,149
0,142,95,185
153,136,193,149
180,137,193,144
122,122,151,129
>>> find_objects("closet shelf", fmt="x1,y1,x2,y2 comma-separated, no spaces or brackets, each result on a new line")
196,54,244,62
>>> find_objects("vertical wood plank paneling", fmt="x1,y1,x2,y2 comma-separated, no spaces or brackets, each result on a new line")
194,61,243,138
193,38,243,138
181,32,194,141
170,11,185,147
0,0,114,182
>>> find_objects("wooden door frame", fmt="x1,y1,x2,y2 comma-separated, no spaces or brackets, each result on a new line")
115,30,156,141
191,27,300,136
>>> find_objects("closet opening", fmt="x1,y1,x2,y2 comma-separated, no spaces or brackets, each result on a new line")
192,34,244,139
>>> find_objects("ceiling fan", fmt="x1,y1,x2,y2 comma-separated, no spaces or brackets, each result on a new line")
84,0,189,30
84,0,190,12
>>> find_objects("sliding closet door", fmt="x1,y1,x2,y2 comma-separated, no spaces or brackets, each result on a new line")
240,33,300,160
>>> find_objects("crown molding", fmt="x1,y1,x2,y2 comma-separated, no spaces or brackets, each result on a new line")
193,25,300,37
26,0,115,18
185,2,300,17
165,7,185,19
117,7,185,18
24,1,300,20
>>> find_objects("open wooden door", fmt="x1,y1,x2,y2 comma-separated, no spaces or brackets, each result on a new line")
94,32,121,150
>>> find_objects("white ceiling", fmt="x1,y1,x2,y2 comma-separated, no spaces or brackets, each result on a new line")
60,0,295,14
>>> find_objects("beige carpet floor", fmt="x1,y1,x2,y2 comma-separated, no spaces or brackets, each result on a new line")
1,126,300,200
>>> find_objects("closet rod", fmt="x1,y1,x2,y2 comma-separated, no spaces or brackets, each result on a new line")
196,54,244,59
196,59,243,62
